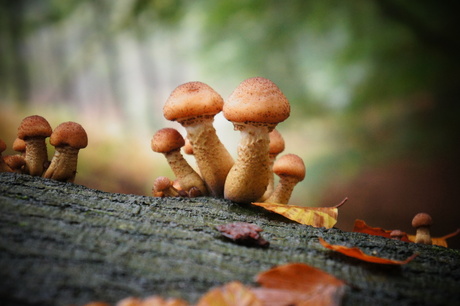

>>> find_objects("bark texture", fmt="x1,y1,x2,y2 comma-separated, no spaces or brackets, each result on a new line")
0,172,459,306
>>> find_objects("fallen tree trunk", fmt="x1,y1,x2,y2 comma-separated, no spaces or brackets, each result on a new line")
0,172,459,305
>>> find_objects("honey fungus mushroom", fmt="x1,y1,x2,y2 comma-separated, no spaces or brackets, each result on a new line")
17,115,52,176
163,81,234,197
223,77,290,203
265,154,306,204
259,129,285,201
151,128,207,196
43,122,88,182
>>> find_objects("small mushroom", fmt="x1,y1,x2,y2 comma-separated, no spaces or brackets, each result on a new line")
412,212,433,245
3,155,26,173
223,77,290,203
151,128,207,196
163,81,234,197
43,121,88,182
0,139,13,172
17,115,52,176
390,229,406,241
264,154,305,204
152,176,180,197
12,137,26,157
259,129,285,201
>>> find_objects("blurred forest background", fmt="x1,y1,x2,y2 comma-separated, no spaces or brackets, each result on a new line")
1,0,459,247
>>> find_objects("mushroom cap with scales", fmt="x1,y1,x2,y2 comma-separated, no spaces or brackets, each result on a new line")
17,115,52,140
273,153,306,181
151,128,185,153
223,77,290,128
163,81,224,122
50,122,88,149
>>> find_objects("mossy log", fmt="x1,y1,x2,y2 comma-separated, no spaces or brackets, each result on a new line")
0,172,459,305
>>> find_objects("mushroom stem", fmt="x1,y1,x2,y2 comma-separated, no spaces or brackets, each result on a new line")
182,116,234,197
415,227,432,245
165,149,208,195
224,123,271,203
43,146,79,182
24,137,49,176
265,176,298,204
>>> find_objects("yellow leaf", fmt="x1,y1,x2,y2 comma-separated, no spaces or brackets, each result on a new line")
197,281,262,306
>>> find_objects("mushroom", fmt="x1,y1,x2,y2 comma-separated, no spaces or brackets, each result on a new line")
259,129,285,201
152,176,180,197
0,139,13,172
264,154,305,204
17,115,52,176
151,128,207,196
43,121,88,182
163,81,234,197
12,137,26,156
3,155,26,173
223,77,290,203
412,212,433,245
390,229,405,241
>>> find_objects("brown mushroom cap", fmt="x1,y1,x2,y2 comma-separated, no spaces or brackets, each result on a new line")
12,138,26,152
224,77,290,125
17,115,52,139
412,212,433,228
163,81,224,122
151,128,185,153
273,154,306,181
50,122,88,149
153,176,173,192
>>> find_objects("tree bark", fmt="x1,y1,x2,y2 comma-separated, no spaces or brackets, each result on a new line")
0,172,459,306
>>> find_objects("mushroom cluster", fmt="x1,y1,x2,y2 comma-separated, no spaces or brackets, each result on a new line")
151,77,306,204
0,115,88,183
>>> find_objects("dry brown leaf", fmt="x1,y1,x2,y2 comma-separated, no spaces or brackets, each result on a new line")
319,238,418,265
251,198,347,229
254,263,345,306
353,219,460,247
197,281,262,306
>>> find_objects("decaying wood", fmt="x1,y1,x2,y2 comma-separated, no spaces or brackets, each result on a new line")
0,173,459,305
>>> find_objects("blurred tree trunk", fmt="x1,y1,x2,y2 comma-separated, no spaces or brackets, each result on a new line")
1,172,460,306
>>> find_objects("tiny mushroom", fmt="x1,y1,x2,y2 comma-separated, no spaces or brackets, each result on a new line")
412,212,433,245
151,128,207,196
264,153,305,204
259,129,285,201
17,115,52,176
163,81,234,197
223,77,290,203
12,137,26,156
152,176,180,197
43,121,88,182
390,229,406,241
0,139,13,172
3,155,26,173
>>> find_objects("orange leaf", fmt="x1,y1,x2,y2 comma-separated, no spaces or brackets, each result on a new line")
407,228,460,247
318,238,418,265
115,296,189,306
253,263,345,306
352,219,411,242
251,199,347,229
197,281,262,306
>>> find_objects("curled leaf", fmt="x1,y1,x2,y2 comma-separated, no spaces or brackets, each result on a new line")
319,238,418,265
216,222,269,248
254,263,345,306
197,281,262,306
251,198,347,229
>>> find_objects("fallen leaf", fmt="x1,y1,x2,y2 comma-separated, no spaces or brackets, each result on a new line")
352,219,411,242
197,281,262,306
251,198,347,229
216,222,269,248
318,238,418,265
353,220,460,247
253,263,345,306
